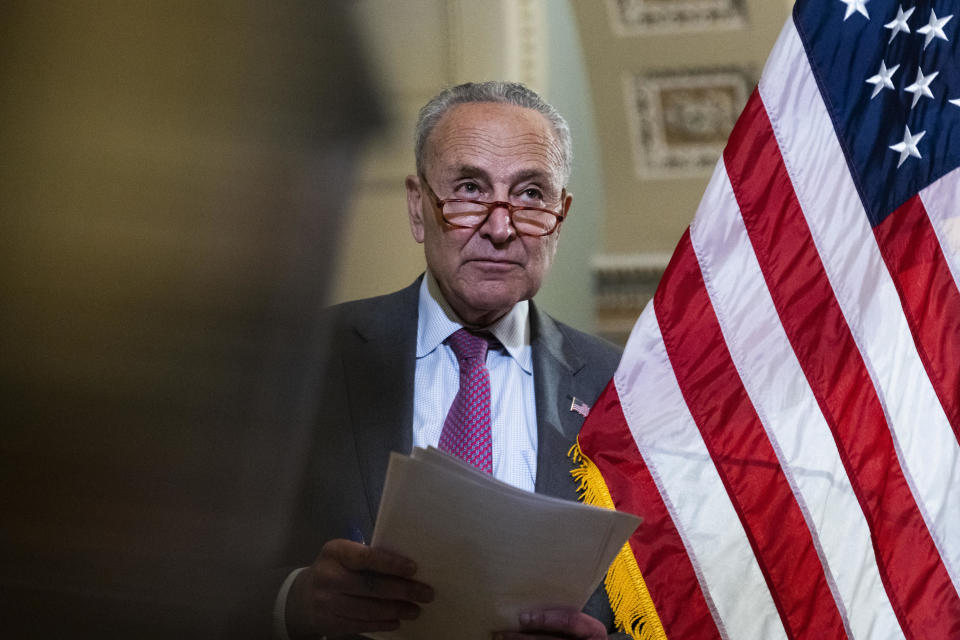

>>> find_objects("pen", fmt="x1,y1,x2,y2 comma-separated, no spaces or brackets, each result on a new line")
347,525,366,545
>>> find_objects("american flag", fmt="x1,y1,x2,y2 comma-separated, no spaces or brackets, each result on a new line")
570,396,592,418
575,1,960,638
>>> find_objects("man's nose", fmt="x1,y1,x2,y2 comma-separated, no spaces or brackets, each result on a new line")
480,203,516,243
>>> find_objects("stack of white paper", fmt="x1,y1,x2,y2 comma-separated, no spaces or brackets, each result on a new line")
368,447,641,640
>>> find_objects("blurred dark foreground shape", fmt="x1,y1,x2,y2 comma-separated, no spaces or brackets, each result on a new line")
0,2,381,636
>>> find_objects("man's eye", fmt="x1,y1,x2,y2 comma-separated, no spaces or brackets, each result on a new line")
522,188,544,201
457,183,479,196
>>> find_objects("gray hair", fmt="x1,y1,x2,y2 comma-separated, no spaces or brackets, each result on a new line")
414,81,573,185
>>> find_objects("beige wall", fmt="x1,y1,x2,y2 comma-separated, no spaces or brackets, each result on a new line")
573,0,791,255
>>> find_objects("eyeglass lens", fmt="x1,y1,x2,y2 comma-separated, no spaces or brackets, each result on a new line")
442,201,557,235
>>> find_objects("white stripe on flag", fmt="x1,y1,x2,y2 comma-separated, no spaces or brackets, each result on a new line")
759,20,960,592
920,169,960,290
616,298,785,640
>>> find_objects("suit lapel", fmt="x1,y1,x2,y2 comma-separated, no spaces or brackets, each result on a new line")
531,305,590,501
343,281,420,524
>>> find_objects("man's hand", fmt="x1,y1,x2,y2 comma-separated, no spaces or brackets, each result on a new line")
493,608,608,640
285,539,435,639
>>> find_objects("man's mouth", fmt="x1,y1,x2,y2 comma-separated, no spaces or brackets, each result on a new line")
467,258,519,269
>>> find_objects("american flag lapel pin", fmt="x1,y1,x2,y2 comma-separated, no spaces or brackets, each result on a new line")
569,396,590,418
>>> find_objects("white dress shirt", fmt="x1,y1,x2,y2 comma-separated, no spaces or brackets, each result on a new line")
413,273,538,491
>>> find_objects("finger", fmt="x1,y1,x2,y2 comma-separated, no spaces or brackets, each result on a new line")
322,612,403,637
339,570,435,603
516,608,606,639
325,539,418,577
324,593,422,622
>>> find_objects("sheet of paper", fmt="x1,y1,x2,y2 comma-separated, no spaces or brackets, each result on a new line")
368,447,641,640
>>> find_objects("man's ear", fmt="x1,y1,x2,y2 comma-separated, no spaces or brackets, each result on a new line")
405,174,425,243
558,191,573,234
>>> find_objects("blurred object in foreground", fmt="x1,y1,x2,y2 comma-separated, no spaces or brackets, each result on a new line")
0,1,382,636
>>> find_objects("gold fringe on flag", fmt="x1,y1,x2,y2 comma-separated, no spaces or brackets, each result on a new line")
569,442,668,640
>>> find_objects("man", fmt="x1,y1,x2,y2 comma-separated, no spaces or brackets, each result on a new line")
278,82,626,639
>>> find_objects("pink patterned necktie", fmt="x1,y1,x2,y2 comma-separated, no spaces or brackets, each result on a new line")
438,328,493,473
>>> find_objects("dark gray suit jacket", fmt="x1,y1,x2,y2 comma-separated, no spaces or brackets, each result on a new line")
282,278,627,638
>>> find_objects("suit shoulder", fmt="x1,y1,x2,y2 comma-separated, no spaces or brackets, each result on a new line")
322,280,420,334
325,289,401,319
535,308,622,376
556,320,621,363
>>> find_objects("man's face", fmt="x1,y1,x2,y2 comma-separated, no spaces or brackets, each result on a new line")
405,102,572,327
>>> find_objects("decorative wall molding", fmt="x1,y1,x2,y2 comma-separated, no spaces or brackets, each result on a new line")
502,0,548,93
593,253,670,344
352,0,550,189
625,67,753,178
446,0,548,94
606,0,748,36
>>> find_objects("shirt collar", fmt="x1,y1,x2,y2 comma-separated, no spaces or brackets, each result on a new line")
417,271,532,373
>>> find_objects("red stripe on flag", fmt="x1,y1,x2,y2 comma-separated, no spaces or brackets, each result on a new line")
873,195,960,444
580,380,721,640
724,90,960,639
654,230,846,639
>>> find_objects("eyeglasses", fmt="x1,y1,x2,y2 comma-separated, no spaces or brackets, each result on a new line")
420,176,566,237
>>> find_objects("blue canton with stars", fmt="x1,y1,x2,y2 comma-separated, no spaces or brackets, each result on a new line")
794,0,960,227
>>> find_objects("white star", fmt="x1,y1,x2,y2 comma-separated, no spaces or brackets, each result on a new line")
904,67,939,108
866,60,900,98
890,126,926,168
840,0,870,22
917,9,953,49
951,98,960,108
884,5,915,42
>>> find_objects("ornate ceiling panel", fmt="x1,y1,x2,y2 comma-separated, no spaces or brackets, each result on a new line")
626,67,753,177
607,0,748,35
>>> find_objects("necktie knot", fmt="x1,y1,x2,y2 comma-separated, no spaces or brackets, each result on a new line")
447,328,490,364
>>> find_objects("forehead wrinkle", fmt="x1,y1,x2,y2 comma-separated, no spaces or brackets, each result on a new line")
440,127,558,156
433,128,565,184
